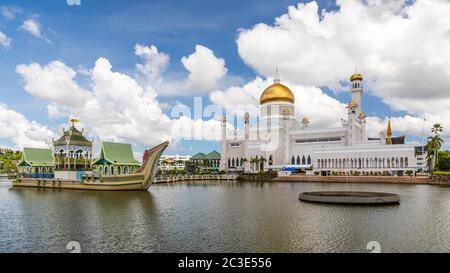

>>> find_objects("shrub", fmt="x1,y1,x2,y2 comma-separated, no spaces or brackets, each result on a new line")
436,157,450,171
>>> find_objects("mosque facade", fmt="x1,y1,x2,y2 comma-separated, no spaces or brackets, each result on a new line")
220,73,422,176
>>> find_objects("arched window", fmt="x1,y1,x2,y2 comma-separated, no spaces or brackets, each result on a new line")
307,155,311,165
236,158,240,167
291,156,295,165
302,156,306,165
232,158,235,167
228,158,231,168
269,155,273,166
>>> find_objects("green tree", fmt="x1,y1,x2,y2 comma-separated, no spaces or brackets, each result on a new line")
249,157,258,172
426,123,444,171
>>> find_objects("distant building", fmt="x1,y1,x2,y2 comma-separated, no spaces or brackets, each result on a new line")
17,148,55,178
92,142,141,176
158,154,191,171
190,151,221,171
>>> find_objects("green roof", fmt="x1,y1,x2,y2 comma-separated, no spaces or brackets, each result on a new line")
93,142,141,166
191,151,220,160
205,151,221,160
54,126,92,146
18,148,54,167
191,152,206,159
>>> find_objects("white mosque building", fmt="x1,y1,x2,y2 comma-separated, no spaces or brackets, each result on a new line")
220,73,422,176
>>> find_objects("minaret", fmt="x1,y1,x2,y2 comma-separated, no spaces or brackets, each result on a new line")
347,101,358,146
359,112,367,141
386,118,393,145
244,112,249,171
220,116,228,171
350,72,363,115
244,112,250,140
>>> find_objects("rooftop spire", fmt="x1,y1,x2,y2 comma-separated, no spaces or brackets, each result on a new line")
274,66,281,83
70,118,79,128
387,118,393,145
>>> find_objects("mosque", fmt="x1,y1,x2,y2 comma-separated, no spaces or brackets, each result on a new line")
220,73,422,176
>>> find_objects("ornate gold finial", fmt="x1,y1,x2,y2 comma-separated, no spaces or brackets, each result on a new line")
70,118,79,127
301,116,310,128
386,118,393,145
244,112,250,120
358,112,366,119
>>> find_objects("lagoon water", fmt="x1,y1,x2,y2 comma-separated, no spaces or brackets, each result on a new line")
1,178,450,252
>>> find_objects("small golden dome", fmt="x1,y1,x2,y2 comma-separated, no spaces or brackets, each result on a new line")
350,73,363,81
358,112,366,119
347,101,359,109
301,117,309,124
260,83,295,105
244,112,250,119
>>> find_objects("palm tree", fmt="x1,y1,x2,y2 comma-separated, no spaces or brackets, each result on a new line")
426,123,444,171
241,158,248,172
249,157,258,172
259,157,267,172
431,123,443,136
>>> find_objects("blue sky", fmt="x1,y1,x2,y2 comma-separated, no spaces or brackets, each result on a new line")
0,0,448,155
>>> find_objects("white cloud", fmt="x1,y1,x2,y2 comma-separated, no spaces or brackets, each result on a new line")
134,43,170,83
1,6,21,19
19,19,51,43
236,0,450,116
66,0,81,6
0,30,12,48
0,103,54,149
181,44,228,91
135,44,228,96
16,61,90,107
16,57,222,149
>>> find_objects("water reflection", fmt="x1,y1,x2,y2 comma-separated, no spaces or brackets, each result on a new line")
2,179,450,252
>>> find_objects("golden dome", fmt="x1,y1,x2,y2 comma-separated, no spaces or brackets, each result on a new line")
347,101,359,109
358,112,366,119
260,83,295,105
350,73,363,81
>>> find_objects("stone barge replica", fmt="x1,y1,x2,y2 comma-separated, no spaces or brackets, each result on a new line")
13,120,168,191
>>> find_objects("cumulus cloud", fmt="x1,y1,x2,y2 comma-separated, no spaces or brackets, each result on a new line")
236,0,450,116
0,103,54,149
19,19,51,43
16,57,222,148
134,43,170,83
181,44,228,91
135,44,228,96
66,0,81,6
16,61,90,107
0,30,12,48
